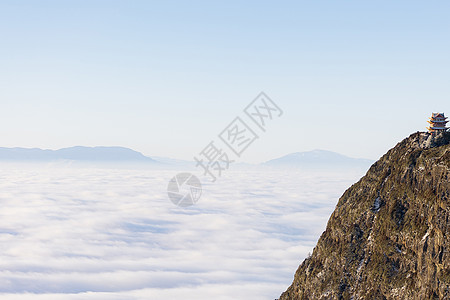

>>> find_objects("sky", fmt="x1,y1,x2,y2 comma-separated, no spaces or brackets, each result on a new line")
0,0,449,163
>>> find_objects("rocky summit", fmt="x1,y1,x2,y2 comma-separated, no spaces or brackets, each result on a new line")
279,132,450,300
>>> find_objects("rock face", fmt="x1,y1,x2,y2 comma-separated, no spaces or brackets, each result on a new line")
279,132,450,300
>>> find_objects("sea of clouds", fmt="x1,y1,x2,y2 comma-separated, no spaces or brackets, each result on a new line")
0,164,367,300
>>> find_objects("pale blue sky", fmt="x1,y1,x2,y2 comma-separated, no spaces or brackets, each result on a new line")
0,1,449,162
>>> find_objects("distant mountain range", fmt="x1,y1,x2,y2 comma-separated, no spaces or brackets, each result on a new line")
264,149,374,169
0,146,156,162
0,146,374,169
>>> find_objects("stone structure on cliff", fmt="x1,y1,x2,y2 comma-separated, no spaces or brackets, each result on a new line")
427,113,448,135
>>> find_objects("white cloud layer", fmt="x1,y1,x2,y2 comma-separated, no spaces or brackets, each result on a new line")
0,164,366,299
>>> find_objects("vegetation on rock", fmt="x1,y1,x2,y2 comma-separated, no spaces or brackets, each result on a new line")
279,132,450,300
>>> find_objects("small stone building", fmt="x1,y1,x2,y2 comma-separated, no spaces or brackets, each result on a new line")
427,112,448,134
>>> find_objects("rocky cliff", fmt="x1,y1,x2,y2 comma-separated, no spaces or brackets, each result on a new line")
279,132,450,300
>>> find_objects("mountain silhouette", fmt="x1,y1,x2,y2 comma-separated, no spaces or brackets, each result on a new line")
264,149,373,169
0,146,156,162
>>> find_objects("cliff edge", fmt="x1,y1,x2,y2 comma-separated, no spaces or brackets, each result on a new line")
280,132,450,299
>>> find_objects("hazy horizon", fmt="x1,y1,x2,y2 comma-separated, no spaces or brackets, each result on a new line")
1,1,449,163
0,145,375,164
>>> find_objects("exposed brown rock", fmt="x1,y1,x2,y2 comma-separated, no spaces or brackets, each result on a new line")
279,132,450,300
